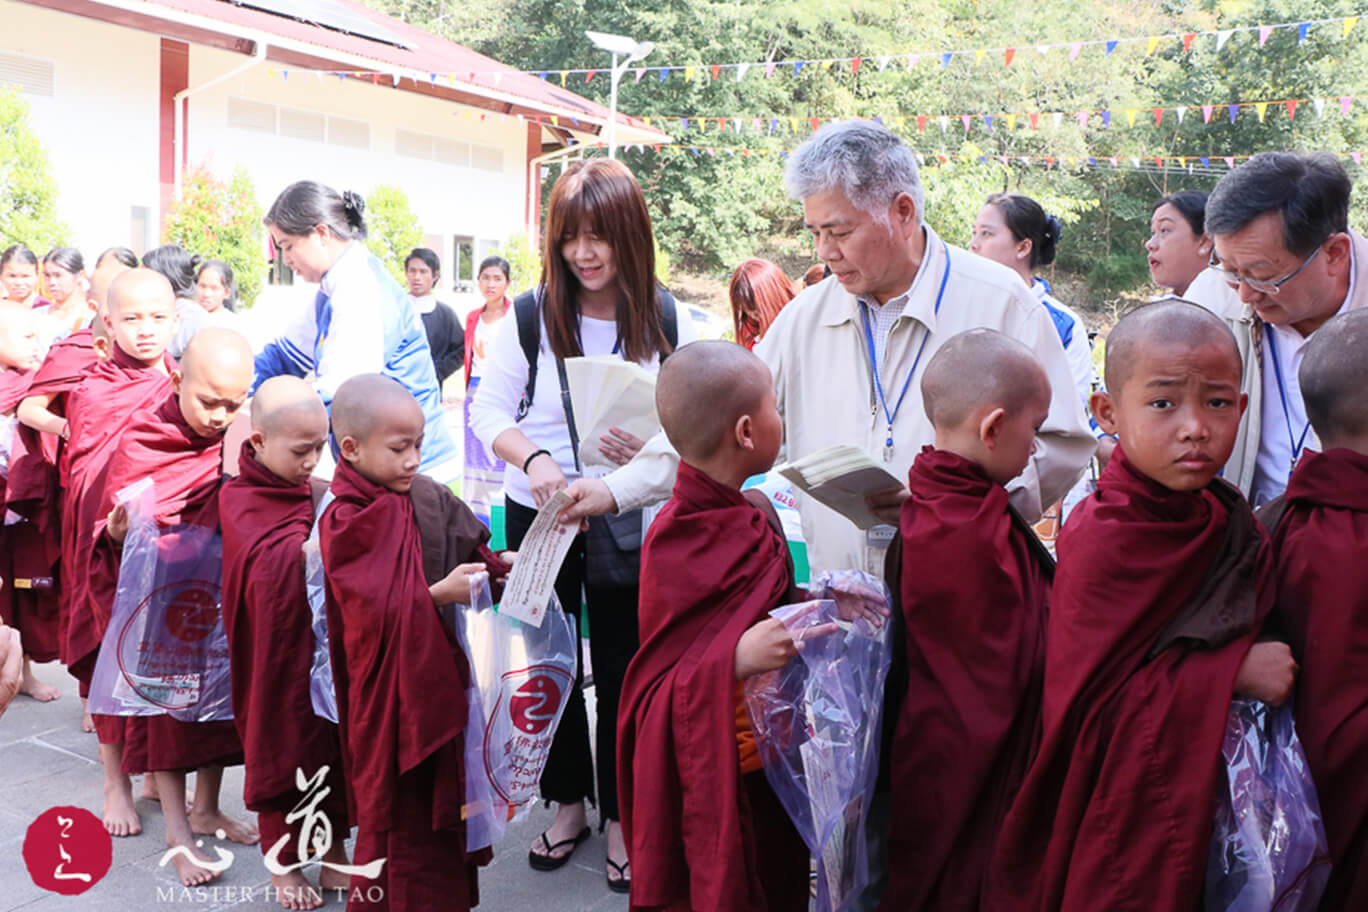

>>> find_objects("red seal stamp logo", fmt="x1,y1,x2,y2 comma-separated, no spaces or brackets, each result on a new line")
23,806,112,895
509,674,563,735
163,582,221,643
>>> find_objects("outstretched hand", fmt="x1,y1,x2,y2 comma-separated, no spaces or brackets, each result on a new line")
430,562,486,606
827,580,891,629
734,616,839,680
558,478,619,528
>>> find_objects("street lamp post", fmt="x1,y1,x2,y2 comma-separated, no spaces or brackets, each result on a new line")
585,30,654,158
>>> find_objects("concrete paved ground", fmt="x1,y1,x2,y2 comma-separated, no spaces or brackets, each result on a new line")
0,661,630,912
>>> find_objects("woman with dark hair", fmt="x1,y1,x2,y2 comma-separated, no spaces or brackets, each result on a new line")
729,258,795,349
142,244,208,358
1,246,49,309
35,247,93,346
194,259,238,314
255,180,457,479
970,193,1095,415
1146,190,1212,297
470,158,697,891
403,247,464,387
462,254,511,532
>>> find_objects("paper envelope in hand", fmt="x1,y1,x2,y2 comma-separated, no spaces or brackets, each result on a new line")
564,356,661,470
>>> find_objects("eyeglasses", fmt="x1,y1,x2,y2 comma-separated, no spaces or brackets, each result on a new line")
1207,242,1324,296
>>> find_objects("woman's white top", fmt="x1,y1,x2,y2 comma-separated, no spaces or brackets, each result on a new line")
469,303,698,510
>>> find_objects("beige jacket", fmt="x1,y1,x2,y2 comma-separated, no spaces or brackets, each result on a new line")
755,226,1096,577
1186,229,1368,497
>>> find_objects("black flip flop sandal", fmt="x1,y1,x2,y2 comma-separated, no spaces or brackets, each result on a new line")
605,857,631,894
528,826,591,871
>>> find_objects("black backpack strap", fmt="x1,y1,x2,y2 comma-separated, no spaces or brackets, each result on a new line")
659,289,678,356
513,289,541,421
554,358,582,474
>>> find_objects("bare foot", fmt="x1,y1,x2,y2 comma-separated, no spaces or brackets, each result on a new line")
271,870,323,910
142,775,159,800
190,809,259,846
102,777,141,837
19,659,60,701
81,696,94,733
163,840,224,887
318,843,351,891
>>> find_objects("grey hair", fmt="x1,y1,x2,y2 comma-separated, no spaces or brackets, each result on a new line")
784,120,924,226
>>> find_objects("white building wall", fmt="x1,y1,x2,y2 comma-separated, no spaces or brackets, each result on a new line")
0,4,534,304
0,2,162,258
186,44,530,298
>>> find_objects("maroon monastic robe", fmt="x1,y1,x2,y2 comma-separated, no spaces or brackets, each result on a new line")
87,393,242,772
618,462,809,912
0,366,54,657
59,344,172,689
320,458,489,912
1273,447,1368,910
987,449,1270,910
219,442,347,860
881,447,1052,912
2,330,96,663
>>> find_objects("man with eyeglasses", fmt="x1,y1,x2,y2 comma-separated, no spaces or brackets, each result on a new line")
1185,151,1367,506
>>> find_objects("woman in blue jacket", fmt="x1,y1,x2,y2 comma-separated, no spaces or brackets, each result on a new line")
255,181,458,480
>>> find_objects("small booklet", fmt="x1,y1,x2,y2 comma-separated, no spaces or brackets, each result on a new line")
776,445,903,530
563,356,660,470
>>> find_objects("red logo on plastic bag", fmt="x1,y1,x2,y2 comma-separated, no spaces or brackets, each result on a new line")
509,674,563,735
163,582,221,643
23,807,112,895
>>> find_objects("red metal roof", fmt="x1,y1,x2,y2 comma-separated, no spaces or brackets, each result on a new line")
49,0,664,141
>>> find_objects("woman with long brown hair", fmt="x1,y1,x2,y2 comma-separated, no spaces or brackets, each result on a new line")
729,257,796,349
470,158,697,893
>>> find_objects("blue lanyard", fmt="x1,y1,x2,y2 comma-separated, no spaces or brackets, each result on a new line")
859,249,952,461
1264,326,1313,480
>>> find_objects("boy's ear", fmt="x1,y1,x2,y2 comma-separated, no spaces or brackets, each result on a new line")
977,406,1007,449
1090,389,1119,436
170,369,183,394
92,336,111,360
248,429,266,453
735,413,755,451
337,433,361,463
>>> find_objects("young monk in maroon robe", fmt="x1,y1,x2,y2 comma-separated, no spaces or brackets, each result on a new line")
321,373,508,912
880,330,1057,912
1269,308,1368,910
60,269,178,837
97,328,258,884
6,319,100,705
619,341,848,912
0,303,50,693
220,376,350,910
987,300,1299,910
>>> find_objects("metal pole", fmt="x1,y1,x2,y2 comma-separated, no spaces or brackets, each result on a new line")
608,51,620,158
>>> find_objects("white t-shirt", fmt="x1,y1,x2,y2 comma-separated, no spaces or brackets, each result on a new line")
468,301,698,509
469,312,503,383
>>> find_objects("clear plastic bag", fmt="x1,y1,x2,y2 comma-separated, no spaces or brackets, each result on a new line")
744,570,893,912
303,491,338,723
88,481,233,722
1205,698,1332,912
460,576,577,829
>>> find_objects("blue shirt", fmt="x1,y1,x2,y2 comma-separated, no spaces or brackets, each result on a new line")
254,242,459,480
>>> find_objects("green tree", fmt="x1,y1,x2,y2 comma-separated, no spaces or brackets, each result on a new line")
0,87,68,250
364,185,424,283
164,165,266,306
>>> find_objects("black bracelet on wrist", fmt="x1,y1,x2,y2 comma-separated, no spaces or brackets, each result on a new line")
523,449,552,473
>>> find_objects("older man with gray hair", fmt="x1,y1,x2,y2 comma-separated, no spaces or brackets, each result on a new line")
755,120,1095,579
1187,151,1368,506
